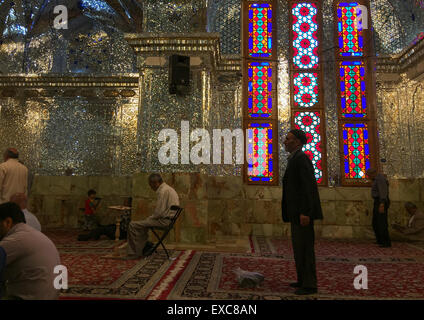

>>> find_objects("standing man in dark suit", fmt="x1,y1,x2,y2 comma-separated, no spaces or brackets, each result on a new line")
366,168,391,248
282,129,323,295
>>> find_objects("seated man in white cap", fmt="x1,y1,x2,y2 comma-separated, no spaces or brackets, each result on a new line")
10,193,41,232
123,173,179,259
392,202,424,242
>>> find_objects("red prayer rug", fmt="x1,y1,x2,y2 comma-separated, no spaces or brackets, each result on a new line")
50,230,424,300
59,249,183,299
166,251,424,300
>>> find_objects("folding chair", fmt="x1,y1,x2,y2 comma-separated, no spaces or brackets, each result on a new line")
147,205,183,259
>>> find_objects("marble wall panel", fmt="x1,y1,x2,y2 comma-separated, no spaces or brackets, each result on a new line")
29,175,424,241
180,226,208,243
389,179,421,202
180,200,208,227
205,176,245,200
244,186,282,201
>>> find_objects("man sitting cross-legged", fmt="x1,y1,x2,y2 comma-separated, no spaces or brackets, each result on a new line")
121,173,179,259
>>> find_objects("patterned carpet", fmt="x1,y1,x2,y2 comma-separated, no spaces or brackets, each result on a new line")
48,229,424,300
45,229,182,299
167,252,424,300
252,236,424,261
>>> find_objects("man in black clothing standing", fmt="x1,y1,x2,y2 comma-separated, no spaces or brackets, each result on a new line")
366,168,391,248
282,129,323,295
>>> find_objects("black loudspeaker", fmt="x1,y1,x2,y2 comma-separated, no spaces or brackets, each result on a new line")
169,55,190,94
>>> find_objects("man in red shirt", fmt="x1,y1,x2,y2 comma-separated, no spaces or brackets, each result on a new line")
83,189,100,230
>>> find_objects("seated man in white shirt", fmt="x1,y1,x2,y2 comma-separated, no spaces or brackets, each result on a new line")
10,193,41,232
0,202,61,300
0,148,28,204
123,173,179,259
392,202,424,242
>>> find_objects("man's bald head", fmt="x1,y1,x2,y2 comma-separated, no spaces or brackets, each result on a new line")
10,193,27,210
4,148,19,161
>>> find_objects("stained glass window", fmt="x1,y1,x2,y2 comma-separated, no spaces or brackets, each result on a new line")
248,62,272,117
337,2,364,57
294,111,323,183
342,123,370,179
293,72,319,108
289,1,326,185
243,1,277,185
340,61,367,118
335,1,377,184
247,123,274,182
292,2,319,69
248,3,273,58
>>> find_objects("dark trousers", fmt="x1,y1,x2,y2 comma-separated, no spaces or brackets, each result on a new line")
372,200,391,246
83,215,98,230
78,225,127,241
290,222,317,289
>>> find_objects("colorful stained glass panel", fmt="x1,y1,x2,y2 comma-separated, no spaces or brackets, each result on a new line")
247,123,274,182
294,111,323,183
293,72,319,108
292,2,319,69
248,3,273,58
340,61,367,118
342,123,370,179
248,62,272,117
337,2,364,57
